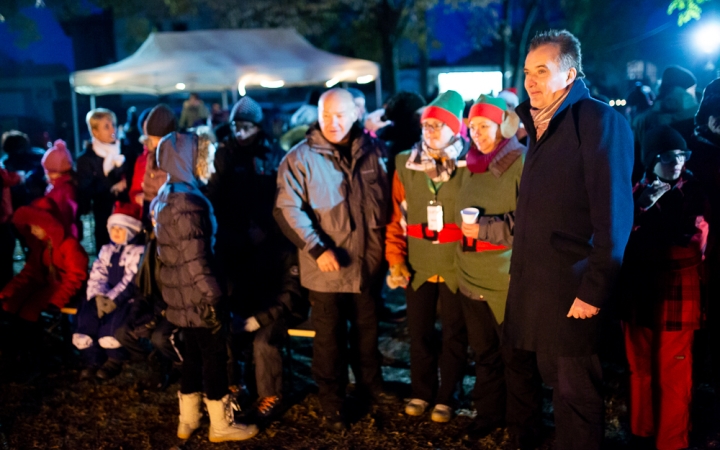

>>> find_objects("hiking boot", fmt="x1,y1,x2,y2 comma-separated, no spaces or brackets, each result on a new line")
430,404,453,423
177,392,203,440
256,395,282,419
404,398,429,416
322,410,347,433
96,358,123,380
204,394,259,442
79,367,97,381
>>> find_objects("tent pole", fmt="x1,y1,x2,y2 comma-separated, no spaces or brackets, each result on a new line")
375,76,382,110
90,95,96,110
221,91,229,109
71,89,80,157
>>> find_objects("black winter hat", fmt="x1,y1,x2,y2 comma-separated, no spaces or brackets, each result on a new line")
1,130,30,155
642,125,688,168
695,78,720,128
658,65,697,99
383,91,427,123
230,96,263,125
146,104,177,137
137,107,153,133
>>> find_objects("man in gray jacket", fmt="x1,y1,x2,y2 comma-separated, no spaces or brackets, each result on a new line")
274,88,390,431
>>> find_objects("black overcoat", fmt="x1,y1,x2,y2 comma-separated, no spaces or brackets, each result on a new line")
503,79,634,356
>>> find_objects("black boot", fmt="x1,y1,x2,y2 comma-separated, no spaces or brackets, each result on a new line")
96,358,123,380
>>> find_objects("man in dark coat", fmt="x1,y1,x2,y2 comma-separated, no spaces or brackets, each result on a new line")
504,30,634,450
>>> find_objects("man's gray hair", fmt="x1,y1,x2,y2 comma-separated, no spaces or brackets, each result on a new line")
529,29,585,78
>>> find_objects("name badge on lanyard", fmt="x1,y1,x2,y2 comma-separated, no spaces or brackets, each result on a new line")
427,200,444,232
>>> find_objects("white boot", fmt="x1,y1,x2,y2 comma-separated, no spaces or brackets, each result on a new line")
204,394,259,442
177,392,203,439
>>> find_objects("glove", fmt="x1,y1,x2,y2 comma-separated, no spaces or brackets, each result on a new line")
95,295,117,318
201,305,223,334
243,316,261,333
386,263,411,289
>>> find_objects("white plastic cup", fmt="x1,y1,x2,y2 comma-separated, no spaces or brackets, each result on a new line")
461,207,480,224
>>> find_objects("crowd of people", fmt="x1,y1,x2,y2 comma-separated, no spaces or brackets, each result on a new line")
0,28,719,449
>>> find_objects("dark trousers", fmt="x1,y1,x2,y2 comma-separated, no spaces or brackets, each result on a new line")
254,317,287,398
406,282,466,405
75,298,130,365
459,295,505,426
180,327,229,401
115,318,181,364
0,223,15,291
310,288,382,413
503,347,543,439
536,352,604,450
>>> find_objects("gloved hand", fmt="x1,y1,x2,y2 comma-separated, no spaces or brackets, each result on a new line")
201,305,223,334
95,295,117,318
243,316,261,333
387,263,411,289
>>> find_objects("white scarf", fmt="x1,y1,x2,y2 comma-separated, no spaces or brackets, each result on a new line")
92,138,125,176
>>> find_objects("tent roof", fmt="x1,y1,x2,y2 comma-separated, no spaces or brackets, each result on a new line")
71,28,379,95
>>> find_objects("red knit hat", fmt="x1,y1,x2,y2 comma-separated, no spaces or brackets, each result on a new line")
42,139,73,173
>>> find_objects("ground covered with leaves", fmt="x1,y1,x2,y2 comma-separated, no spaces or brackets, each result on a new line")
2,313,720,450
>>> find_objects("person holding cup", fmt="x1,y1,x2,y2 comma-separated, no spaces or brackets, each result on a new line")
455,95,540,444
385,90,469,423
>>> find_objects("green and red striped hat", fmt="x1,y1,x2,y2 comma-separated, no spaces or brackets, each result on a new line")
421,90,465,134
469,94,507,124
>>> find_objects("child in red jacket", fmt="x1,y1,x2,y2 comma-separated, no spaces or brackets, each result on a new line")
42,139,79,238
0,196,88,323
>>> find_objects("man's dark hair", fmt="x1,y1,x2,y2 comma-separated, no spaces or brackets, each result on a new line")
529,29,585,78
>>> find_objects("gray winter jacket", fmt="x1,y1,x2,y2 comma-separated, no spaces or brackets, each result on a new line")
274,126,390,293
153,132,223,329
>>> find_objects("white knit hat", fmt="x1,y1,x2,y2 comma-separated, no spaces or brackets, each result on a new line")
107,213,142,244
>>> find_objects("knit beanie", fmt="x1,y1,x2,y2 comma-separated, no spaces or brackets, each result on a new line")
41,139,73,173
659,65,697,99
641,125,688,168
497,89,520,109
107,201,143,244
695,78,720,128
421,90,465,134
230,96,263,125
468,95,520,139
146,104,177,137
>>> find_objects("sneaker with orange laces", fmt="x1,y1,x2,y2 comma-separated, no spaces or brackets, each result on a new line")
256,395,282,419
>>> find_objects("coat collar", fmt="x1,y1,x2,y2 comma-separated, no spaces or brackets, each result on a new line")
516,78,591,144
306,124,375,161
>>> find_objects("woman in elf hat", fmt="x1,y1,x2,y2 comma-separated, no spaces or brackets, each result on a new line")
455,95,541,445
385,90,469,423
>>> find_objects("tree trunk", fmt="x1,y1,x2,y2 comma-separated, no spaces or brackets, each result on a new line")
501,0,514,89
377,0,402,95
512,0,540,91
417,8,429,99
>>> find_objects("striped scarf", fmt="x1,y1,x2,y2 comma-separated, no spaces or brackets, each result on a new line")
405,137,465,183
529,85,572,140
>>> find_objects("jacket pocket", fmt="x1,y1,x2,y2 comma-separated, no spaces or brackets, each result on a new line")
550,230,593,259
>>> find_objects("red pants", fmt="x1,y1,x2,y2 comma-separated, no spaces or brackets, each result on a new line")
623,323,694,450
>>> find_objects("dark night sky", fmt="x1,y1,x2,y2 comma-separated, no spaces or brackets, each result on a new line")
0,7,75,71
1,2,719,86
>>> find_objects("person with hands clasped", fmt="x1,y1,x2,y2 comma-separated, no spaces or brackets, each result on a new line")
619,125,708,450
73,203,145,381
385,90,469,424
153,131,258,443
77,108,129,249
454,95,543,446
274,88,390,432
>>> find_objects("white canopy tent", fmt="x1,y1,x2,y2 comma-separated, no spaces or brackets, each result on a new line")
69,28,381,153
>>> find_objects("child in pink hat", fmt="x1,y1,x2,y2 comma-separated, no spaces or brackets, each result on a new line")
42,139,79,238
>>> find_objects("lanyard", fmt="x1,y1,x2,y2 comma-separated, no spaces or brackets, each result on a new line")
426,176,443,197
